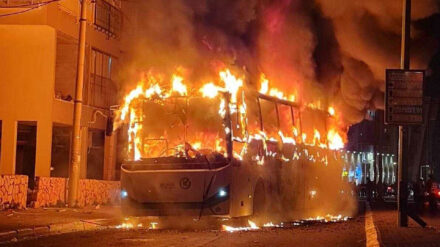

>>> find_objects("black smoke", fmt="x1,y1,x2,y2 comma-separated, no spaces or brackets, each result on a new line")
119,0,440,126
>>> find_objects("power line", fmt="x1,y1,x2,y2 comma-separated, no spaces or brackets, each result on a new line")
0,0,58,8
0,0,60,18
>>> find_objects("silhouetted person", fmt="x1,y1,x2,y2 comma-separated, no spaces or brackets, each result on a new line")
426,175,437,213
414,179,425,214
366,178,373,201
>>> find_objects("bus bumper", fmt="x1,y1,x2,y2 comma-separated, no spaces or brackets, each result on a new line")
121,189,230,216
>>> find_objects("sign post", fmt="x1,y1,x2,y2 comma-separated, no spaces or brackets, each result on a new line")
384,0,426,228
385,69,424,227
385,70,424,125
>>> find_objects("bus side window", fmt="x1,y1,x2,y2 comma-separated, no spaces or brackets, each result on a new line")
278,104,294,138
259,98,279,139
231,110,247,159
243,96,265,160
259,98,279,156
291,107,301,141
245,96,262,134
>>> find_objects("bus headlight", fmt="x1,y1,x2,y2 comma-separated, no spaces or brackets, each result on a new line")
121,190,128,198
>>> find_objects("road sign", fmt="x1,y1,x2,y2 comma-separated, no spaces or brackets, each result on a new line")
385,69,424,125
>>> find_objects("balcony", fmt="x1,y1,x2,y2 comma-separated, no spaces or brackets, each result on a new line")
94,0,121,38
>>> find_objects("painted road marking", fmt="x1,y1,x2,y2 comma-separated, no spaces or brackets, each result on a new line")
365,202,380,247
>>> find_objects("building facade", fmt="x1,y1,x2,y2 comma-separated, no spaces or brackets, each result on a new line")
0,0,122,190
346,110,398,185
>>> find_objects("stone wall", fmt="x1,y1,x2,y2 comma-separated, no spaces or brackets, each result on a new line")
77,179,120,207
0,175,28,209
30,177,120,208
29,177,66,208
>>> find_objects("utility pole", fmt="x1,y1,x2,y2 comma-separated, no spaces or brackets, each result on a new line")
68,0,87,207
398,0,411,227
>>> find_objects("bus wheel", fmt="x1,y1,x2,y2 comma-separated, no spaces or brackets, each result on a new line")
253,181,266,218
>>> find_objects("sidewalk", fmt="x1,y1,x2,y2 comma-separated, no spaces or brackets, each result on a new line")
0,206,122,242
370,202,440,247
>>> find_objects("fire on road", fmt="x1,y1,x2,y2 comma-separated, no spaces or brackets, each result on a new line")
3,214,365,247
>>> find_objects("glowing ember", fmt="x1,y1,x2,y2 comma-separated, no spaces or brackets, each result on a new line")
223,216,351,232
263,222,281,228
116,218,144,230
328,106,335,116
149,222,158,229
116,222,134,229
309,190,317,198
305,214,350,223
222,220,259,232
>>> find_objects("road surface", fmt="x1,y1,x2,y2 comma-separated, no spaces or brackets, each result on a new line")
3,217,366,247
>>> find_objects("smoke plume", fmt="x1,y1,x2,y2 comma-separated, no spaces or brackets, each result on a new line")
316,0,439,123
120,0,439,126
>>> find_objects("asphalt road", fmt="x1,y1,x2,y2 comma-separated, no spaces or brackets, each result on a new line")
2,217,366,247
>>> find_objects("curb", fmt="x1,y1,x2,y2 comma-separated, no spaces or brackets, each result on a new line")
365,202,381,247
0,220,110,243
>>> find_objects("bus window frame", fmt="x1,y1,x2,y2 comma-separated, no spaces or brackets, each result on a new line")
134,94,231,160
256,93,301,139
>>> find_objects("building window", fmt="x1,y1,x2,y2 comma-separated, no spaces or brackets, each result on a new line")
94,0,121,38
88,49,117,109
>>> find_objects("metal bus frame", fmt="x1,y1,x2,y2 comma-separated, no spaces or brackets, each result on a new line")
120,91,349,219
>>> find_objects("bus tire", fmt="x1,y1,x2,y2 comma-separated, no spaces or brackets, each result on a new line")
253,180,266,218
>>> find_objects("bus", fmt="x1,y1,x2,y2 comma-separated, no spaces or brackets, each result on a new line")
120,85,357,220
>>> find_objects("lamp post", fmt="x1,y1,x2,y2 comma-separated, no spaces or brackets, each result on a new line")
68,0,87,206
397,0,411,227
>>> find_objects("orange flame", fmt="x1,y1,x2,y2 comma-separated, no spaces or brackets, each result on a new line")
259,73,296,102
118,68,346,161
199,82,219,98
328,106,335,116
171,74,187,96
327,129,344,150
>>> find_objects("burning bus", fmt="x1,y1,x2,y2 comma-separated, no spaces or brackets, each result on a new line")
118,69,356,220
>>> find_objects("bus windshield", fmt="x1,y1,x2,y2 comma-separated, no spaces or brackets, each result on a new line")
131,96,226,159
